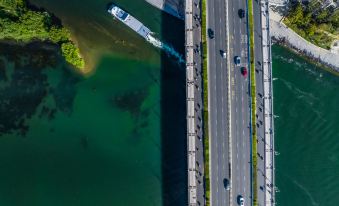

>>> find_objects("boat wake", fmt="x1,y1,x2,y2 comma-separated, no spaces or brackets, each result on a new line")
147,35,185,64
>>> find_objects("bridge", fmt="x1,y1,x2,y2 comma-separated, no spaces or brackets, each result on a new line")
184,0,276,205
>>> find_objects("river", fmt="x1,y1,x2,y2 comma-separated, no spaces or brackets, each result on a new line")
1,1,338,206
273,45,339,206
0,0,186,205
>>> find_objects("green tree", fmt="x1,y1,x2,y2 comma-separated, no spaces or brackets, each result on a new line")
289,3,304,25
306,23,317,36
61,42,85,69
0,0,85,69
316,10,329,23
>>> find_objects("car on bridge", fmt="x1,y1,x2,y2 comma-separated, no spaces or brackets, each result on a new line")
238,9,245,18
238,195,244,206
220,50,227,59
241,67,248,77
208,28,214,39
234,56,241,66
223,178,230,190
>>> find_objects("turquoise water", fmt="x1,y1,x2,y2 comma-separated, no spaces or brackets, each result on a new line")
0,0,186,205
0,43,162,206
273,45,339,206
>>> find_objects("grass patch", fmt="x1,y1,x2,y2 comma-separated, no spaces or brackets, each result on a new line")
248,0,258,205
201,0,210,205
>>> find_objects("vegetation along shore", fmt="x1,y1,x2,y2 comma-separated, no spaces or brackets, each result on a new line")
0,0,85,69
284,1,339,50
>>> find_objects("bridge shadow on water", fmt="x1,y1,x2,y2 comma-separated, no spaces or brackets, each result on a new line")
160,10,188,206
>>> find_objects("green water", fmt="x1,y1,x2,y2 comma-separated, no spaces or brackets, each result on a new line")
273,45,339,206
0,0,186,205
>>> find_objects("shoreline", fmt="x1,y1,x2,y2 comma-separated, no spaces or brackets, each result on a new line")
269,7,339,76
0,39,92,76
271,37,339,76
0,0,86,72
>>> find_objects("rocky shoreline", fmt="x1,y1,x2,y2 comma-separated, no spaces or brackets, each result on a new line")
271,36,339,75
269,10,339,75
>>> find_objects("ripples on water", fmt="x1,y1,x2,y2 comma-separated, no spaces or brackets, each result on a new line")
273,45,339,206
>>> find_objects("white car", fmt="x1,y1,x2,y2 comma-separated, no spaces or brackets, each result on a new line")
222,51,227,59
238,195,244,206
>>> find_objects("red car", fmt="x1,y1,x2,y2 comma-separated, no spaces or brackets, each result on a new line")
241,67,248,77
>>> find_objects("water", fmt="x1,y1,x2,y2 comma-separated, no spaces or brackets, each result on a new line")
0,0,186,205
147,35,185,64
273,45,339,206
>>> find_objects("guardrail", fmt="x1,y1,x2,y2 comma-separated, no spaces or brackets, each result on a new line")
259,0,275,205
185,0,205,205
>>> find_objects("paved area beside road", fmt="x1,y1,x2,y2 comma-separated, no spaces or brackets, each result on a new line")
253,0,276,205
185,0,205,205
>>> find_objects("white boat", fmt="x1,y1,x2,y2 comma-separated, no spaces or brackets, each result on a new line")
108,3,152,41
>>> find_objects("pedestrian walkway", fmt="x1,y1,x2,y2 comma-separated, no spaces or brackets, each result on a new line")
185,0,205,205
258,1,276,205
269,8,339,72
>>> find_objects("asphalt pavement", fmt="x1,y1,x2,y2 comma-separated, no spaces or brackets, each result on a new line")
207,0,251,205
228,0,252,205
206,0,230,205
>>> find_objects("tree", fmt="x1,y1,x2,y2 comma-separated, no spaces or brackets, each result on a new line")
61,42,85,69
306,23,317,36
316,10,329,23
288,3,304,25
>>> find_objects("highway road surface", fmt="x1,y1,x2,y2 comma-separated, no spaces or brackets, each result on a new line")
228,0,252,205
207,0,251,205
206,0,230,205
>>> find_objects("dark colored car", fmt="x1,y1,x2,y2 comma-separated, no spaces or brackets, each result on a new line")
238,9,245,18
241,67,248,77
223,178,230,190
234,56,241,66
208,28,214,39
